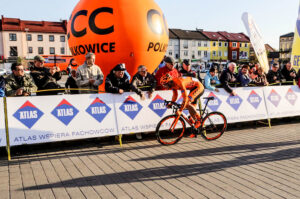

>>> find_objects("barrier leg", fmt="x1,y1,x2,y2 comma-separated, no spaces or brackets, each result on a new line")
3,97,11,161
268,119,272,128
118,135,123,147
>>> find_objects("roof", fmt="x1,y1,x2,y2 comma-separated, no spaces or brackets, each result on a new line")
170,29,208,40
168,29,178,39
265,44,275,52
1,16,67,34
201,31,227,41
218,31,250,42
280,32,294,38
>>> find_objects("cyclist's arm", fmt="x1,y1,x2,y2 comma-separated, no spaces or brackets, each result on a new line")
180,89,188,111
171,89,178,102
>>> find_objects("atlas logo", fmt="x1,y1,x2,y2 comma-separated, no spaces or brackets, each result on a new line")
13,101,44,129
227,95,243,111
268,89,281,107
285,88,297,106
247,90,262,109
51,99,79,126
120,96,142,120
86,97,111,123
148,94,167,117
207,92,222,111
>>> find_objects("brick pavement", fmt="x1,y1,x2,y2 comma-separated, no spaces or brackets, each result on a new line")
0,122,300,199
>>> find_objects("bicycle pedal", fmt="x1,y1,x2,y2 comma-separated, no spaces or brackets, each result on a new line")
189,134,197,138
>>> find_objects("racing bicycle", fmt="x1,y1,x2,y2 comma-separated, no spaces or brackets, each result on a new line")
156,97,227,145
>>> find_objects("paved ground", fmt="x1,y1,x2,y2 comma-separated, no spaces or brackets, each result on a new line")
0,122,300,199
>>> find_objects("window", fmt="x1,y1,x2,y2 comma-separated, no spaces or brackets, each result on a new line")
232,51,237,60
204,51,208,57
168,51,172,56
28,47,33,54
213,51,216,57
60,36,65,42
50,47,55,54
27,34,32,41
213,42,216,47
198,51,202,56
244,52,248,57
169,40,172,46
175,54,179,59
204,41,208,47
219,51,222,57
240,43,242,47
245,43,248,48
183,40,188,49
224,51,228,57
49,35,55,42
224,42,228,47
38,35,43,41
184,51,188,56
9,33,17,41
10,46,18,56
219,42,222,47
38,47,44,54
198,42,201,47
61,47,65,54
232,42,237,47
192,41,196,47
192,51,195,59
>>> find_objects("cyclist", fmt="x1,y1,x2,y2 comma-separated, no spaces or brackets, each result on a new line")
160,74,205,133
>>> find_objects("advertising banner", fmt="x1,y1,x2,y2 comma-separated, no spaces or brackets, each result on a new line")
201,87,268,123
6,94,118,146
114,91,174,135
263,86,300,118
291,1,300,72
242,12,269,72
0,99,6,147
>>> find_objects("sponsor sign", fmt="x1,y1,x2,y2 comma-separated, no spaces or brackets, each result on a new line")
6,94,118,146
0,99,6,147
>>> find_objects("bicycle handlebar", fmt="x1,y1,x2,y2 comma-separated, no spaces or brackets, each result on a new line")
164,100,181,109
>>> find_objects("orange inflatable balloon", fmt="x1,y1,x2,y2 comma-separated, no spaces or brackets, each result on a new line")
67,0,169,83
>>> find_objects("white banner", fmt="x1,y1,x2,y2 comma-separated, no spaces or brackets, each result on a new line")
263,86,300,118
201,87,268,123
6,94,118,146
242,12,269,72
0,98,6,147
114,91,174,135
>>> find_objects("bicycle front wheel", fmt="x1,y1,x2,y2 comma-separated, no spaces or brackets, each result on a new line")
156,115,186,145
200,112,227,140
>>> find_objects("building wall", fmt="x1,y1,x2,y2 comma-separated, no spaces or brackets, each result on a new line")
239,42,250,60
0,32,3,58
2,31,71,60
228,42,240,61
280,36,293,60
209,41,228,61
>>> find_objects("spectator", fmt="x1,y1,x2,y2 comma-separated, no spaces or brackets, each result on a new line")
237,65,252,87
131,65,157,100
281,62,297,83
5,63,37,96
249,65,258,80
266,63,283,85
297,69,300,88
105,63,131,93
0,75,5,97
76,52,104,94
220,62,237,96
67,64,72,76
179,59,197,78
204,67,220,92
155,56,180,90
253,66,268,86
30,55,62,95
65,69,79,94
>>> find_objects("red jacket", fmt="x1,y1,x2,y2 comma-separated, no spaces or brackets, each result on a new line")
155,66,181,90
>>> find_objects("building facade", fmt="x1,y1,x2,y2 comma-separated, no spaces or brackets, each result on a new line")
201,31,228,61
279,32,294,62
0,16,71,62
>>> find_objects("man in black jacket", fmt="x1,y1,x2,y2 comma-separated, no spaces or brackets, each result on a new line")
131,65,156,100
105,63,131,94
30,55,62,95
220,62,237,96
281,62,297,83
266,63,283,85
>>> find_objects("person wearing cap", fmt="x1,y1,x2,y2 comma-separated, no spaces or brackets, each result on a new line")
5,63,37,97
204,66,220,92
179,59,197,79
105,63,131,93
30,55,62,95
281,62,297,83
155,56,180,90
131,65,157,100
76,52,104,94
266,63,283,85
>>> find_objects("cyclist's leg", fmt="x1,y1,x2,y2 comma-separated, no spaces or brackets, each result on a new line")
188,86,204,128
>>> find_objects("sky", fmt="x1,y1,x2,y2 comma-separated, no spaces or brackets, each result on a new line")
0,0,299,49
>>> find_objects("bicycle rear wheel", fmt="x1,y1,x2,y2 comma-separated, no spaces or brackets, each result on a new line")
200,112,227,140
156,115,186,145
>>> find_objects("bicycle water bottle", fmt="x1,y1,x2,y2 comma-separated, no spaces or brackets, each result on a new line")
188,116,195,124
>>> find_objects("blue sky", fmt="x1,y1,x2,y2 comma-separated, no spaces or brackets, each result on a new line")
0,0,299,49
